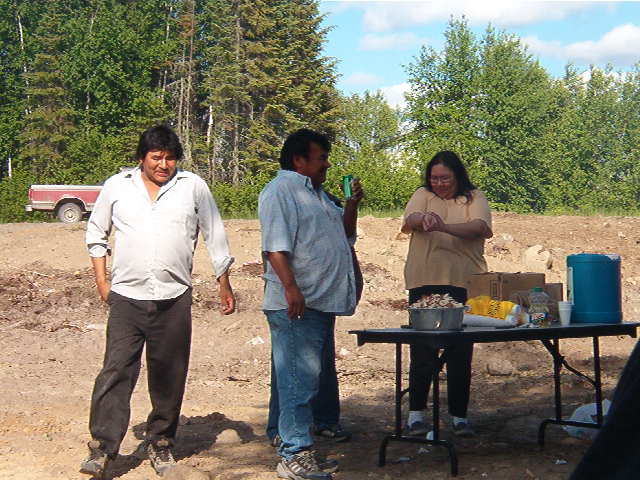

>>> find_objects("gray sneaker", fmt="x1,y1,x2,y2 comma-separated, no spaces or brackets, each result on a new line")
147,438,176,476
276,450,333,480
80,440,113,478
271,435,338,473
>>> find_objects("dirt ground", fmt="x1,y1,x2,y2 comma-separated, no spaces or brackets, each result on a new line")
1,213,640,480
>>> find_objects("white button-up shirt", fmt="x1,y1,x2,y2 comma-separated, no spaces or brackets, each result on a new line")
86,168,234,301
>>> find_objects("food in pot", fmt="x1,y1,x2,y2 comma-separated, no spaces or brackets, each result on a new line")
410,293,463,309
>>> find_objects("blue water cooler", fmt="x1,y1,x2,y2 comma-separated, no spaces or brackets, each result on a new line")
567,254,622,324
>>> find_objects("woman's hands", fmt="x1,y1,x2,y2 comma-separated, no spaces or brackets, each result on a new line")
421,212,445,232
405,212,490,239
406,211,445,233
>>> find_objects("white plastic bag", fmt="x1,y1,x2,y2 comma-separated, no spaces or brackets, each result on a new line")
563,400,611,439
463,314,517,328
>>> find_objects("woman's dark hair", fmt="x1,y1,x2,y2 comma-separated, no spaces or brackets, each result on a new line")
279,128,331,170
136,125,184,161
424,150,476,202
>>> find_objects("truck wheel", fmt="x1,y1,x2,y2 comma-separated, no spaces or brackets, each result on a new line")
57,202,83,223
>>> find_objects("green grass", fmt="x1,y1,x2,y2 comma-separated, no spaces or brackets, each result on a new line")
542,206,640,217
358,207,405,218
220,210,258,220
220,207,406,220
219,205,640,221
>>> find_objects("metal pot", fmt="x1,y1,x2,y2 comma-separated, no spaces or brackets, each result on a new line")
408,306,465,331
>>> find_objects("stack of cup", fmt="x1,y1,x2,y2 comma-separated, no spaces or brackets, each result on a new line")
558,301,572,326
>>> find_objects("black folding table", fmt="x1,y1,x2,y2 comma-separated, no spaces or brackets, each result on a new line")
349,323,639,476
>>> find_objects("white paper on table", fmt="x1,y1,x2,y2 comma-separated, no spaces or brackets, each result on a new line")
463,314,517,327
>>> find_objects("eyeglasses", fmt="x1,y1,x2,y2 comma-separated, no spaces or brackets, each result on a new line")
429,176,454,185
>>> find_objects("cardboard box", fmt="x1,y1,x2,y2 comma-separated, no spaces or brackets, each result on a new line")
466,272,546,301
544,283,564,302
544,283,564,321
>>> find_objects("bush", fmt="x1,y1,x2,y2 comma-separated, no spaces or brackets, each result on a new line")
212,172,274,218
0,171,48,223
326,149,421,211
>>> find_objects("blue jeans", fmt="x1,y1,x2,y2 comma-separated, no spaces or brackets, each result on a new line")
265,309,339,458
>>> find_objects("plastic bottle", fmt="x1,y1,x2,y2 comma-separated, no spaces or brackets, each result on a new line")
528,287,550,327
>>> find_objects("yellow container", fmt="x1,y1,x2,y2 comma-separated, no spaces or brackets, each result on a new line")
466,296,520,320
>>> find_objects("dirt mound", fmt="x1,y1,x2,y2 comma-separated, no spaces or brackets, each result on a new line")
360,261,392,277
0,263,105,332
238,261,263,277
367,298,408,310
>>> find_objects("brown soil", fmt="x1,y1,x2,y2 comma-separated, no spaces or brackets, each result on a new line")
1,213,639,479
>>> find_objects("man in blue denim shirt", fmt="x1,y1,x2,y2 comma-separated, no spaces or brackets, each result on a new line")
258,129,363,480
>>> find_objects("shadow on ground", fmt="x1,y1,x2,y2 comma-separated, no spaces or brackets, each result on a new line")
97,412,258,479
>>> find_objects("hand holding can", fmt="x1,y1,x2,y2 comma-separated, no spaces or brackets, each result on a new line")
342,174,353,199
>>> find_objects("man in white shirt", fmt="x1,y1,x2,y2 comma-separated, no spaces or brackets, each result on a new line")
80,125,235,478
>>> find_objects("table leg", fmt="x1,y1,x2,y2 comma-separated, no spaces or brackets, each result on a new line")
395,342,402,435
538,338,563,446
593,337,603,426
553,339,563,422
379,343,403,467
377,344,458,476
538,336,605,447
432,349,441,442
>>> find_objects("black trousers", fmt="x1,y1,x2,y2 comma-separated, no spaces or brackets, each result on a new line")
89,289,192,455
570,340,640,480
408,285,473,417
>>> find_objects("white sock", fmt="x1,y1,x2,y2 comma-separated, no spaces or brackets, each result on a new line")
408,410,425,426
452,416,467,426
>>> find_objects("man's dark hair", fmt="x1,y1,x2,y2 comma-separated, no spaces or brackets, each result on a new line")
279,128,331,170
424,150,476,202
136,125,184,161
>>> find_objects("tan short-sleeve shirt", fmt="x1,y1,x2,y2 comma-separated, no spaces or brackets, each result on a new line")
402,188,492,290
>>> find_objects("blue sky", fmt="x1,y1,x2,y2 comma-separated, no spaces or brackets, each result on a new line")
319,1,640,107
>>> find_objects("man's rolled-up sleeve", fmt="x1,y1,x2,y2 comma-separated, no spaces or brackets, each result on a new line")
259,189,297,254
197,179,235,278
86,184,113,257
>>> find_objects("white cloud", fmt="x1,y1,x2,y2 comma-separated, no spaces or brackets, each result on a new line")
319,1,358,15
523,23,640,65
379,82,410,109
359,32,425,50
343,71,383,85
359,1,594,32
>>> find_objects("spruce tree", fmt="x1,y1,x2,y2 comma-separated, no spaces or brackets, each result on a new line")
199,0,339,184
18,0,78,182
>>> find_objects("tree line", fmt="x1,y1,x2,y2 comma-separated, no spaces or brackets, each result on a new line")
405,19,640,214
0,6,638,222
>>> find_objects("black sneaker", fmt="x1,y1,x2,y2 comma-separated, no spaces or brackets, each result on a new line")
276,450,333,480
79,440,112,478
406,421,430,436
271,434,282,448
314,424,352,443
271,434,338,473
147,438,176,476
317,457,339,474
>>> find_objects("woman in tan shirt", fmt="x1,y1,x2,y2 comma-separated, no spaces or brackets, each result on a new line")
401,150,492,437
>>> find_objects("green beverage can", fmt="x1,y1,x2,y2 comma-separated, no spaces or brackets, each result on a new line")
343,174,353,199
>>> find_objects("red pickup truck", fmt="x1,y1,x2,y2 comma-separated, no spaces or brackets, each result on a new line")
25,185,103,223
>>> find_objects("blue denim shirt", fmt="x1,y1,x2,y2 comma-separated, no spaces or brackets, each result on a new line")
258,170,356,315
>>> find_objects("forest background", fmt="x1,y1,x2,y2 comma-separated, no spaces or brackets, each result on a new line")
1,0,639,222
